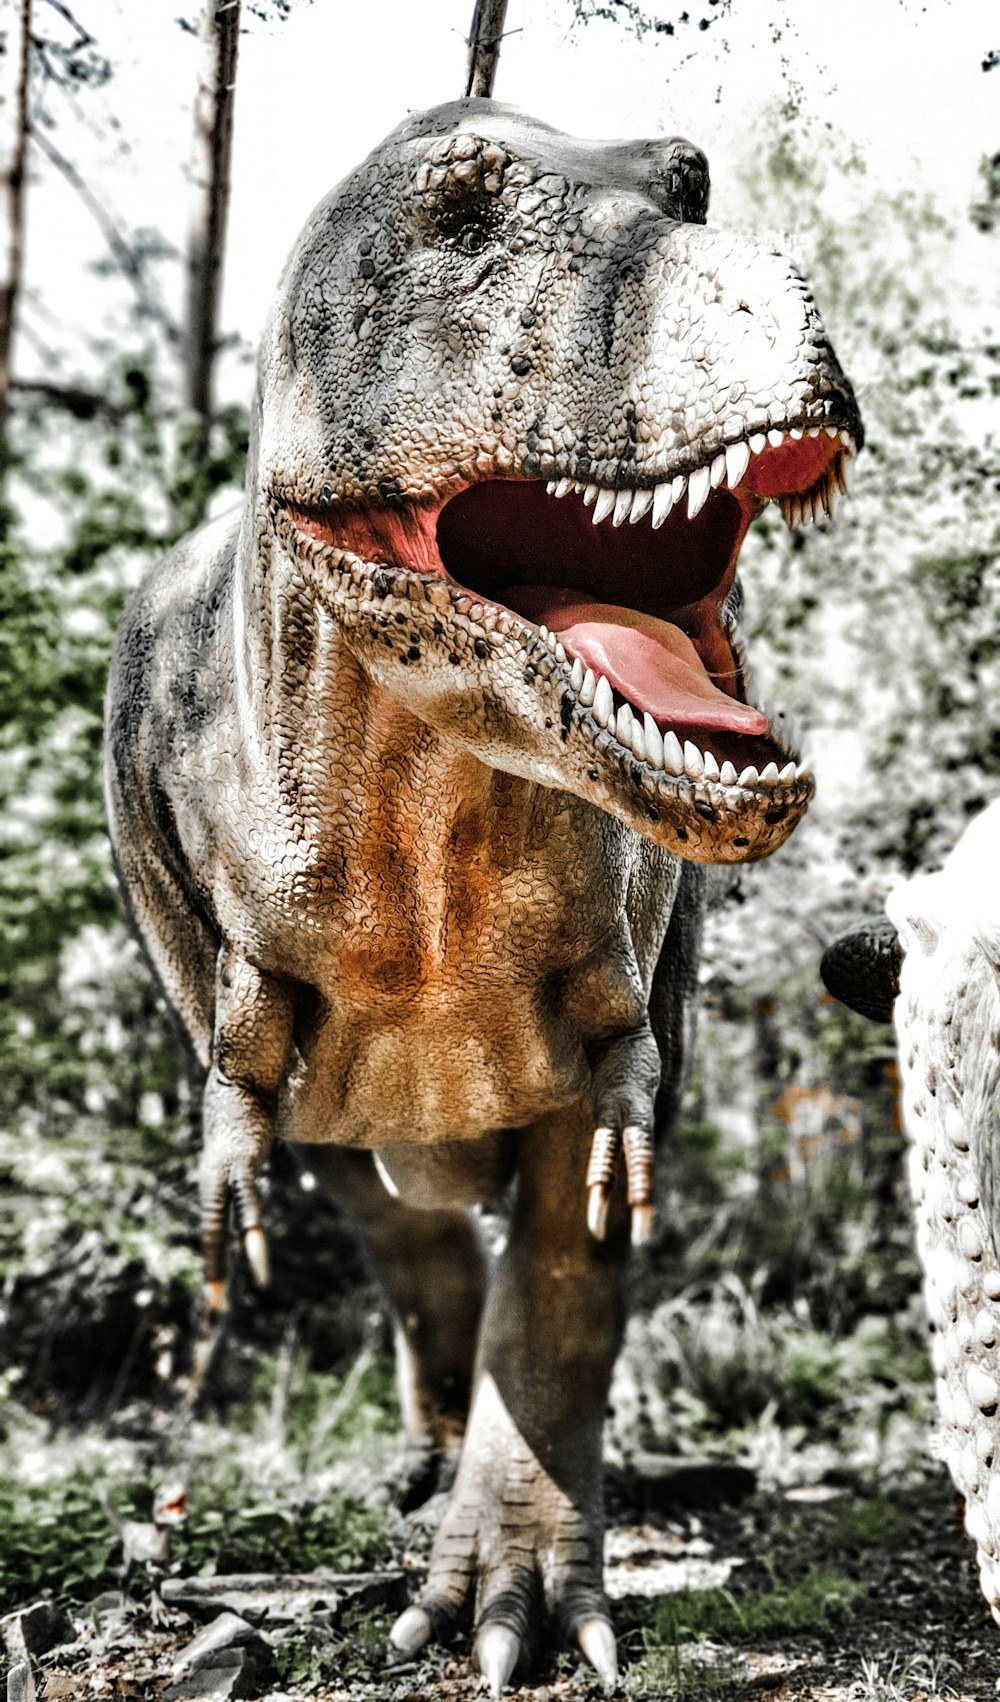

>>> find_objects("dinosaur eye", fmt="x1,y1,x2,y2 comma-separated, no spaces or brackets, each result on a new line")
461,226,487,254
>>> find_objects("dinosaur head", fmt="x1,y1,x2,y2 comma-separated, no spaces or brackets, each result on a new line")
254,99,862,863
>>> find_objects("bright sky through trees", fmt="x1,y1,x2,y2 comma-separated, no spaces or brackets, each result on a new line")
19,0,998,404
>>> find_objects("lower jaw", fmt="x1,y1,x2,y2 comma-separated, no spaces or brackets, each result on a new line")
279,513,809,811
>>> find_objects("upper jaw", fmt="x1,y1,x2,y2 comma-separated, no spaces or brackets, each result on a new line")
270,412,858,864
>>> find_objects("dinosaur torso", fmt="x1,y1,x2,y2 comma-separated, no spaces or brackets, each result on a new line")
124,514,676,1147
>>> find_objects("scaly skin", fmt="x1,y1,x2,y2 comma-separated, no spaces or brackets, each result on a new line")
877,806,1000,1626
105,99,861,1686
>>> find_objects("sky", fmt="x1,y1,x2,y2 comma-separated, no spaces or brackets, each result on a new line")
19,0,999,405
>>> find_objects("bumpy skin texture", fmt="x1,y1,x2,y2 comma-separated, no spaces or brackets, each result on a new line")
106,101,860,1684
888,804,1000,1624
820,918,903,1024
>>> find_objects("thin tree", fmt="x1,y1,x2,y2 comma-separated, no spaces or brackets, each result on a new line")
465,0,509,99
184,0,240,461
0,0,32,437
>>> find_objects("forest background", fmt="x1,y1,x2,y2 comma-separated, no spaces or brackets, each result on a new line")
1,1,999,1696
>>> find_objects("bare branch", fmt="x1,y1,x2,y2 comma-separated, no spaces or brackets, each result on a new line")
0,0,32,429
29,123,177,340
465,0,509,99
9,375,122,420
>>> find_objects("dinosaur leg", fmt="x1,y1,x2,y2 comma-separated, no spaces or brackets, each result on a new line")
389,1098,627,1692
302,1147,493,1483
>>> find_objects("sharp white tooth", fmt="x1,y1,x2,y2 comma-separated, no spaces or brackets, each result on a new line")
767,428,784,447
546,480,556,493
710,452,726,488
824,423,839,437
702,750,720,782
573,480,587,493
807,425,821,438
555,478,573,498
780,496,796,531
749,432,766,454
612,488,633,526
841,457,855,494
795,762,809,780
760,761,780,784
778,761,797,783
662,730,684,774
593,674,613,727
643,713,664,769
555,641,566,662
592,488,615,525
570,657,584,692
539,624,549,640
683,739,704,778
651,482,674,528
629,488,653,524
789,427,803,441
671,473,687,507
631,719,646,762
580,667,597,706
738,764,759,787
583,483,599,506
615,701,634,744
725,441,750,487
720,760,738,786
827,484,841,523
687,464,711,519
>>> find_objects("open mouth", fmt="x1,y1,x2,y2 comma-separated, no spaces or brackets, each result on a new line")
286,421,855,790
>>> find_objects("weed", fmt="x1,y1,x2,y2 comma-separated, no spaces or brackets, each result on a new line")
626,1637,745,1699
855,1650,960,1701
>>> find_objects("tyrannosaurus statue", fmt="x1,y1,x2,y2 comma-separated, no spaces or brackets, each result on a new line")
105,101,861,1690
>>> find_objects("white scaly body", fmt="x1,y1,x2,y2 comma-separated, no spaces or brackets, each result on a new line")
889,800,1000,1617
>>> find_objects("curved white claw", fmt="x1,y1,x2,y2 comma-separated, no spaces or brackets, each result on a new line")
243,1225,270,1288
389,1604,434,1659
578,1617,619,1687
477,1623,520,1697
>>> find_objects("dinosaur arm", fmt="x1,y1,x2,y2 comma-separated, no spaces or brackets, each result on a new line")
200,947,295,1307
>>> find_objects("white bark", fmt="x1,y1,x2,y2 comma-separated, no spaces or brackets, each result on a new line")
184,0,240,442
889,799,1000,1620
0,0,31,428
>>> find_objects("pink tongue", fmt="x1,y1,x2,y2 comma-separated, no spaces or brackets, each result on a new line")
509,588,769,734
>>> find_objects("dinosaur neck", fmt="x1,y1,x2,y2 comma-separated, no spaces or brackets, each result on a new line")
235,520,525,836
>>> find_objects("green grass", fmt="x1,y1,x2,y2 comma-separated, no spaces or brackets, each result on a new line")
643,1561,858,1646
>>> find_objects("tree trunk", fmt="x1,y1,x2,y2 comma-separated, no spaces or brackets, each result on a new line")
184,0,240,457
465,0,509,99
0,0,31,437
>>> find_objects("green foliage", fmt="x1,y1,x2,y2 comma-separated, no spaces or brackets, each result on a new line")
0,1473,120,1610
646,1562,858,1643
273,1605,396,1692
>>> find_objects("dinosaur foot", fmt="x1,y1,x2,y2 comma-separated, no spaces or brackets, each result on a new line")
586,1023,661,1246
387,1383,617,1692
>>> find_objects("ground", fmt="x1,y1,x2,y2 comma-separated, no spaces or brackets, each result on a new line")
20,1469,1000,1702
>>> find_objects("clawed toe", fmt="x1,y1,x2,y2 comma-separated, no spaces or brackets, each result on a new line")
389,1603,435,1660
586,1121,655,1246
476,1622,521,1696
577,1616,619,1688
